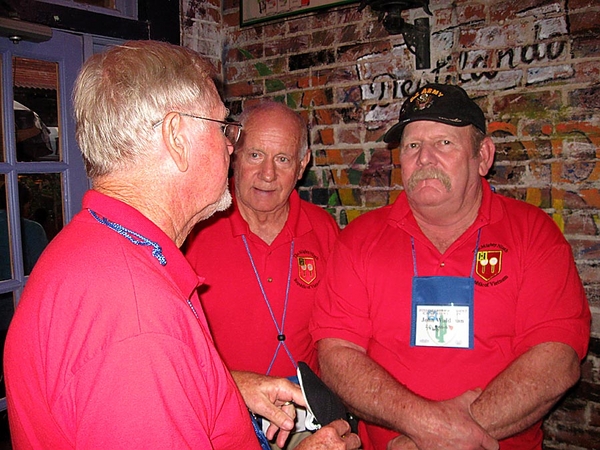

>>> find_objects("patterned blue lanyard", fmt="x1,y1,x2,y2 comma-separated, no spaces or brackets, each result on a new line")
241,235,297,375
88,209,167,266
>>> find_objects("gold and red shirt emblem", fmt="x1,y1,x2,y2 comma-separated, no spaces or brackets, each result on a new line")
476,250,503,281
297,256,317,285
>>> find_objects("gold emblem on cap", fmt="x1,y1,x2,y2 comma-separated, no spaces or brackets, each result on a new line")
410,87,444,111
414,92,434,110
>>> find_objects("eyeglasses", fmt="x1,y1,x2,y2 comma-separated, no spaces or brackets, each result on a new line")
153,113,243,145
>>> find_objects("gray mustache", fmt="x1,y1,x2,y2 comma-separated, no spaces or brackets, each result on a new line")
407,168,452,192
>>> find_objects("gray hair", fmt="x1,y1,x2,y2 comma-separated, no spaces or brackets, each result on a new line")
73,40,220,178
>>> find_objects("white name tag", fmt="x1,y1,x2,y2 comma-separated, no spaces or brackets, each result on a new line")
413,304,471,348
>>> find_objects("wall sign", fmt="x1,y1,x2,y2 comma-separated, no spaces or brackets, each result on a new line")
241,0,358,27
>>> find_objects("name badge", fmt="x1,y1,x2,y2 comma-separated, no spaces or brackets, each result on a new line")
410,276,474,349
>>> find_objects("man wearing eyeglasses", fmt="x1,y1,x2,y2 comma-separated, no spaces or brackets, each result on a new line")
185,101,340,449
4,41,359,450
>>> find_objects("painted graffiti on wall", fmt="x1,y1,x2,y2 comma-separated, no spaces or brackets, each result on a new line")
357,13,571,102
342,12,600,232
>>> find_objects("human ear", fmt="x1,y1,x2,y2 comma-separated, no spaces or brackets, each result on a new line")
161,112,190,172
478,137,496,177
297,149,311,180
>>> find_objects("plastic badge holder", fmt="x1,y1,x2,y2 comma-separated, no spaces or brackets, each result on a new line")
296,361,358,434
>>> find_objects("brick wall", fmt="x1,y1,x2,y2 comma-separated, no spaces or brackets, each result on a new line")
182,0,600,446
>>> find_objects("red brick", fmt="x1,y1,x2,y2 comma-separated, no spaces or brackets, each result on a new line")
435,7,456,29
336,127,361,145
492,91,562,116
489,0,555,23
223,11,239,27
577,264,600,285
222,0,237,10
456,4,485,24
263,22,287,39
564,212,599,235
568,11,600,36
265,35,310,56
337,41,391,63
318,128,334,145
573,61,600,83
571,239,600,261
458,28,478,48
339,24,363,44
364,21,388,41
313,29,337,47
225,80,262,97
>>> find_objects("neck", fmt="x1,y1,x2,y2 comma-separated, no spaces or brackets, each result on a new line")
411,192,482,254
93,178,185,247
238,202,290,245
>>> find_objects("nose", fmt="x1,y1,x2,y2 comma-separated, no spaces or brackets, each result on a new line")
416,142,437,166
258,158,276,181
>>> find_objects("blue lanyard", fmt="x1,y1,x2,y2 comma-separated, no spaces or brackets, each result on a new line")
88,209,202,320
411,228,481,278
88,209,167,266
241,235,297,375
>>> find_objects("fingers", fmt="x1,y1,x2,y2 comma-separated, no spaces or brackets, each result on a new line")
387,435,418,450
295,420,361,450
331,419,361,449
281,382,307,408
281,402,297,421
275,427,292,449
481,433,500,450
458,388,484,405
328,418,351,436
268,401,297,446
263,403,295,433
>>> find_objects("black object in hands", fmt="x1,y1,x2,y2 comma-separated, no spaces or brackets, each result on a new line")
297,361,359,434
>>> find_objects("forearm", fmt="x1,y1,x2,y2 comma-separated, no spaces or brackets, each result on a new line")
471,342,581,440
317,339,498,450
318,339,416,432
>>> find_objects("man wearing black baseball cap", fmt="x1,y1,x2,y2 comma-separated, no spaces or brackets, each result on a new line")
312,83,590,449
383,83,486,143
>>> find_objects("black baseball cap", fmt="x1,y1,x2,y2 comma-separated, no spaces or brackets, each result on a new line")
383,83,486,143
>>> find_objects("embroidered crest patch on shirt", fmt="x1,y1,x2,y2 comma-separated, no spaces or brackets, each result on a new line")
476,250,503,281
297,255,317,285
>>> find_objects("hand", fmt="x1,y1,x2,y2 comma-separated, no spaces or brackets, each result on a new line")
408,390,499,450
387,435,418,450
232,371,306,448
296,419,361,450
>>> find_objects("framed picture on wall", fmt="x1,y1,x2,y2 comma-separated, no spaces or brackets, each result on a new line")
241,0,358,26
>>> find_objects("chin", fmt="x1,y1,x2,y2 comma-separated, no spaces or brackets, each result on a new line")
215,189,233,212
199,190,233,222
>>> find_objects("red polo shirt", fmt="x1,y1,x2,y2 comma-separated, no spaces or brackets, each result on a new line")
186,189,339,377
310,179,590,450
5,190,259,450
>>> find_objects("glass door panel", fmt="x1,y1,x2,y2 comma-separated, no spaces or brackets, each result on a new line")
14,57,60,163
0,174,9,281
18,173,63,275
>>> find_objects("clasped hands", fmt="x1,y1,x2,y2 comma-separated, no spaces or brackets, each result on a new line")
387,389,499,450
